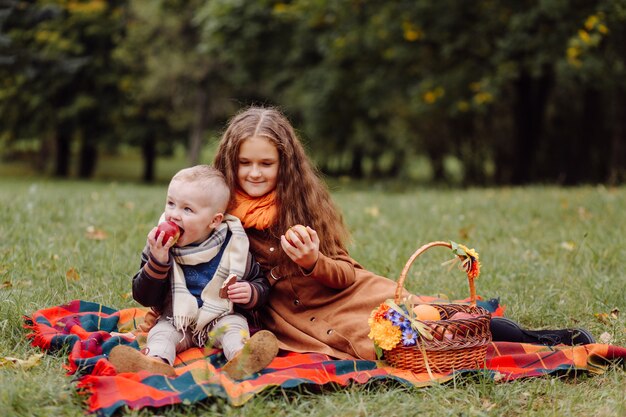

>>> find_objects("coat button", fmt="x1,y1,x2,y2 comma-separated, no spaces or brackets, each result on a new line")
327,329,333,335
310,317,316,321
294,299,300,306
269,247,275,252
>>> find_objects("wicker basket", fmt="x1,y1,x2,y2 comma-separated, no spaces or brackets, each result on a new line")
384,241,492,374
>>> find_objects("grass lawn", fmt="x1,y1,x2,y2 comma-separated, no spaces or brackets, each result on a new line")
0,176,624,416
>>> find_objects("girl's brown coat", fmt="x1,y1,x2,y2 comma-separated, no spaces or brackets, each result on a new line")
247,228,403,360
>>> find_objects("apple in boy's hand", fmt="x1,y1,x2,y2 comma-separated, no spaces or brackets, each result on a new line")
156,221,181,245
285,225,307,246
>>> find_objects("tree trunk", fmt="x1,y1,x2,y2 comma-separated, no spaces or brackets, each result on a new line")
188,88,209,166
609,88,626,184
142,137,157,183
78,132,98,178
510,68,554,184
349,147,364,178
564,88,601,185
54,123,72,177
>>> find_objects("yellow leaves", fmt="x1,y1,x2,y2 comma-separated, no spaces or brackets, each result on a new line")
402,22,423,42
0,353,44,369
1,280,32,289
594,308,619,325
66,267,80,281
423,87,444,104
364,206,380,217
473,92,493,105
594,308,620,344
456,100,470,112
584,13,608,34
67,0,107,15
578,29,591,44
86,225,108,240
567,13,608,68
273,3,290,14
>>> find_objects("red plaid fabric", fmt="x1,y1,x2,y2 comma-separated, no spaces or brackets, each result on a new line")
25,300,625,417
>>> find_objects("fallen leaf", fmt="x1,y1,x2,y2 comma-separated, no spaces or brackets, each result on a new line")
482,400,496,412
599,332,613,344
364,206,379,217
594,308,620,324
560,241,575,251
0,353,44,369
1,281,12,289
577,206,592,220
458,225,475,240
86,226,108,240
594,312,610,325
66,267,80,281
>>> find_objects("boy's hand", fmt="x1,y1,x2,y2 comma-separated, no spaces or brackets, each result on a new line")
228,281,252,305
147,226,176,264
281,225,319,273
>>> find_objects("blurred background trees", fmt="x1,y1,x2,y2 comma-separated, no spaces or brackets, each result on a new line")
2,0,625,185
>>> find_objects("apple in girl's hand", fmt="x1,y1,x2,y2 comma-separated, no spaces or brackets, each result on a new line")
156,221,181,245
285,225,307,246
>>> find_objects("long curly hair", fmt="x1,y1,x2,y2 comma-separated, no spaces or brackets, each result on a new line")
214,106,350,272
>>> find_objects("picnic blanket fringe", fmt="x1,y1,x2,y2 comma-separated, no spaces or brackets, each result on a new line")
24,300,625,417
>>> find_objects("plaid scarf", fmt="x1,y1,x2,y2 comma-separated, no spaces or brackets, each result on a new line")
149,213,249,345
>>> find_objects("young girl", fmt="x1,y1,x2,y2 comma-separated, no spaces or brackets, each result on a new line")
213,107,594,361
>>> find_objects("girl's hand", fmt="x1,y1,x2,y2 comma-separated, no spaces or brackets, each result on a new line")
281,225,320,273
147,226,176,264
228,281,252,305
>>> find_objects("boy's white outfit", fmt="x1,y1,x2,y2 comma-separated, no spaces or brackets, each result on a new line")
136,214,251,365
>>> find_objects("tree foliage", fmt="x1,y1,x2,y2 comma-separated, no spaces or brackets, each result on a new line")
2,0,625,184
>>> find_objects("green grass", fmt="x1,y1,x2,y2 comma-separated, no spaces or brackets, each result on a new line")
1,177,624,417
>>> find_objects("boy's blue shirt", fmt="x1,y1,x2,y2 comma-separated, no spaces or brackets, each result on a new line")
181,231,232,308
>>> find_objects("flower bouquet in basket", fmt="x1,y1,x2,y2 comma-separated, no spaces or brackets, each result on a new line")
368,241,492,374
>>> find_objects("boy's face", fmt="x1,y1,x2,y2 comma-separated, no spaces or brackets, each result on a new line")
164,179,224,246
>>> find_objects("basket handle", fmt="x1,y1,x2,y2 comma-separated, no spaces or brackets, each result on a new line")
394,241,478,306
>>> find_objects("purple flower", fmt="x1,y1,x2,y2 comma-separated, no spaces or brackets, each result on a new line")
401,327,418,346
386,309,408,327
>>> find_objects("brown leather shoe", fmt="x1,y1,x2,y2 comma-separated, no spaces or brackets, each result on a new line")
221,330,279,380
108,345,176,377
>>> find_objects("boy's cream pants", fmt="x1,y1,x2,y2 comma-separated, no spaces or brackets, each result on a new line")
146,313,249,365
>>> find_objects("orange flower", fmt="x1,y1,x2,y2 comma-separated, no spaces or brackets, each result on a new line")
457,243,480,280
370,303,390,322
466,257,480,279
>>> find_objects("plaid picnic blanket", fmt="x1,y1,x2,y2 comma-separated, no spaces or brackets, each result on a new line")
25,300,625,417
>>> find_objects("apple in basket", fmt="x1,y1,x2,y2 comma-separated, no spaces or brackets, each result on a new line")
412,304,441,321
450,311,481,320
426,323,454,341
156,221,181,245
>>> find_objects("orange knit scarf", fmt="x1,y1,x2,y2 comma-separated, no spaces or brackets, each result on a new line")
230,189,277,230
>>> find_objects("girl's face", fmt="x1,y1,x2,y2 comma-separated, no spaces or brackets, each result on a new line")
237,136,279,197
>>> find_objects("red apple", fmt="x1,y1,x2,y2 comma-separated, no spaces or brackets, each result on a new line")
450,311,480,320
156,221,181,245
